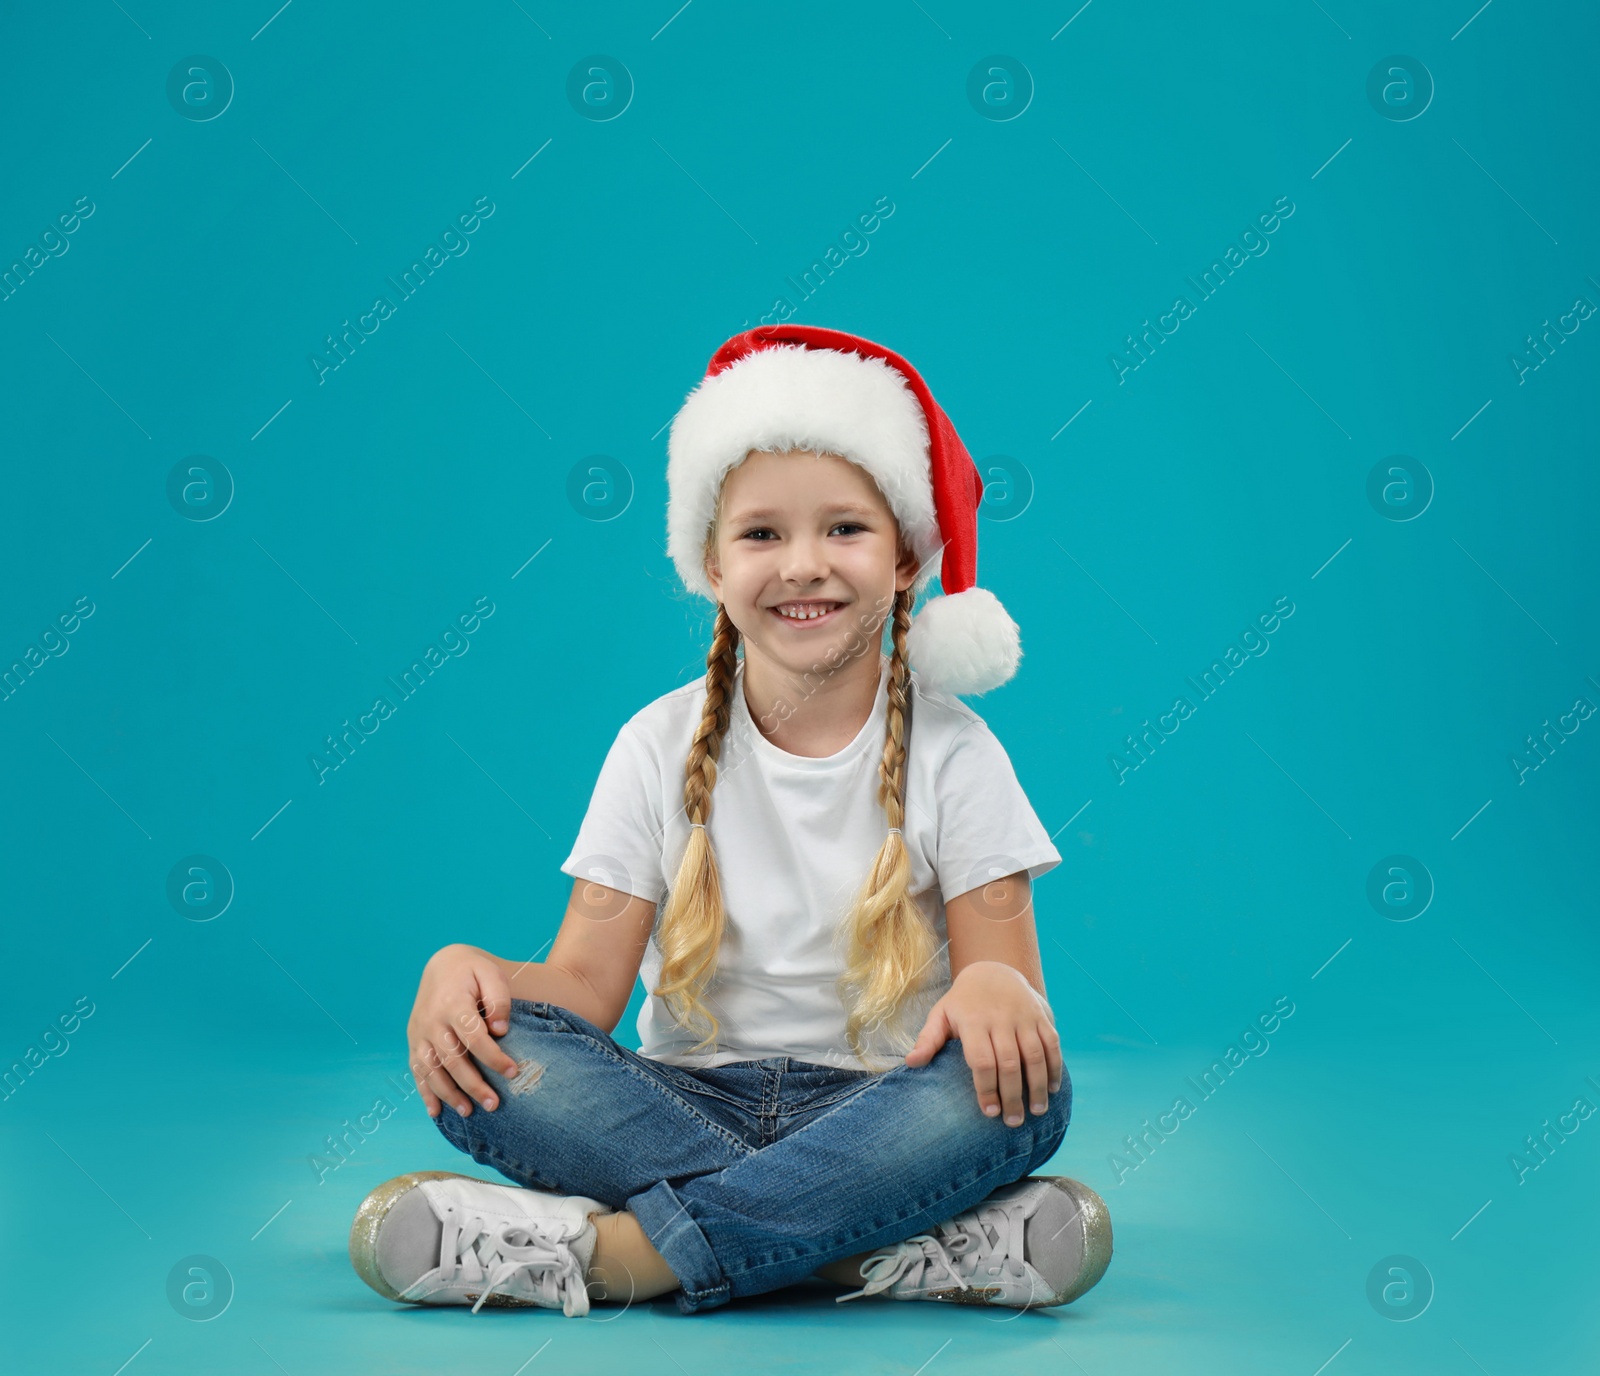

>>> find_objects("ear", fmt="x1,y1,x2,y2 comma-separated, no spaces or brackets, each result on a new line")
894,540,921,594
704,547,722,600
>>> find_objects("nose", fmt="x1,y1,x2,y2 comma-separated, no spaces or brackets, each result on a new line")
777,531,829,586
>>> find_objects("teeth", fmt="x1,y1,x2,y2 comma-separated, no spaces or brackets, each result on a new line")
776,603,840,620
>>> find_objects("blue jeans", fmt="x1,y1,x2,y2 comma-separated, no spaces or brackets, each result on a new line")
433,999,1073,1314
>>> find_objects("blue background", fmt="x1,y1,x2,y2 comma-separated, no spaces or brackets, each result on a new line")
2,2,1595,1373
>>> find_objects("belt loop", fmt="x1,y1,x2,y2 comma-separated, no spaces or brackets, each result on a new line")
760,1059,783,1146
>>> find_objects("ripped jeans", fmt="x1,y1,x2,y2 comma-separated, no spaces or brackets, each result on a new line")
433,999,1073,1314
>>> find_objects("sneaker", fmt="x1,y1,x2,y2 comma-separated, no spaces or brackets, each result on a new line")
835,1176,1112,1308
348,1170,614,1316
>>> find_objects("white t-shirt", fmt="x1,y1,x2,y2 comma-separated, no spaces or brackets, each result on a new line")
559,651,1062,1071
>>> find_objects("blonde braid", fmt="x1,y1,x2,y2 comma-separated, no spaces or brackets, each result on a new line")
652,603,741,1053
834,585,938,1069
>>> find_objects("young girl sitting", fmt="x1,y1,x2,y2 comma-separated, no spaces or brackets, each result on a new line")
348,325,1112,1317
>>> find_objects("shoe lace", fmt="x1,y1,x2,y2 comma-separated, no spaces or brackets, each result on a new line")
836,1199,1026,1303
439,1205,589,1317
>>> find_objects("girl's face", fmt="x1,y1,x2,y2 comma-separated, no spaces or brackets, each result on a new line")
704,448,920,676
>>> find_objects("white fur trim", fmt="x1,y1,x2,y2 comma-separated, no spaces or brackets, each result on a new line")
907,587,1021,696
667,344,944,599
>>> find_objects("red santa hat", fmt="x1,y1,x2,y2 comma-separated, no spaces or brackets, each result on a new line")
665,324,1021,696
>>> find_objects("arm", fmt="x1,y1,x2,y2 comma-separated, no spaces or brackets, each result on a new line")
944,868,1048,998
487,877,658,1034
408,877,656,1118
903,870,1063,1129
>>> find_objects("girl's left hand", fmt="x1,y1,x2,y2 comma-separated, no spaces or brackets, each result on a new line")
903,961,1063,1127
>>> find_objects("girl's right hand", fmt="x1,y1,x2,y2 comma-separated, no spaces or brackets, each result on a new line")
408,943,520,1119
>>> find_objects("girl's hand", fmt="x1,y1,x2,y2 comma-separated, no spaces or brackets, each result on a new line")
903,961,1063,1128
408,943,519,1118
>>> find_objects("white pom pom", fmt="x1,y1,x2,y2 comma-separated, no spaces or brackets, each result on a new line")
906,588,1021,696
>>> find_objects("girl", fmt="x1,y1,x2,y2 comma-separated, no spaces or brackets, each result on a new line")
348,325,1112,1317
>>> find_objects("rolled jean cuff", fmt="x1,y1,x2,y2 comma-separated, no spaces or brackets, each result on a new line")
625,1179,730,1314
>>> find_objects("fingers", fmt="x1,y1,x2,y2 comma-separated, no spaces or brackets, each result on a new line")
410,1040,455,1119
412,1049,442,1117
971,1030,1026,1126
409,958,523,1121
438,1024,502,1114
968,1024,1062,1127
411,1026,490,1118
903,1005,949,1067
475,958,514,1038
1042,1018,1064,1094
416,1036,474,1119
1019,1024,1052,1114
991,1029,1026,1127
966,1032,1003,1122
454,981,520,1079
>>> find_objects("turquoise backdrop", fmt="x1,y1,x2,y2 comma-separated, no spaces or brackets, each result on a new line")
2,2,1595,1373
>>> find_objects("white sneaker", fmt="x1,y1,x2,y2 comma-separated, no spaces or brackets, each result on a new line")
349,1171,614,1316
836,1176,1112,1308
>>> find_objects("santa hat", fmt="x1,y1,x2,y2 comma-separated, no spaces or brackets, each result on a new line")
665,324,1021,696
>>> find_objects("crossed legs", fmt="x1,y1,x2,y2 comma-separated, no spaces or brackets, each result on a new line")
435,1001,1071,1311
584,1210,875,1301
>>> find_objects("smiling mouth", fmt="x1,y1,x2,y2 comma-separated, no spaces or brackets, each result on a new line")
770,600,846,627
